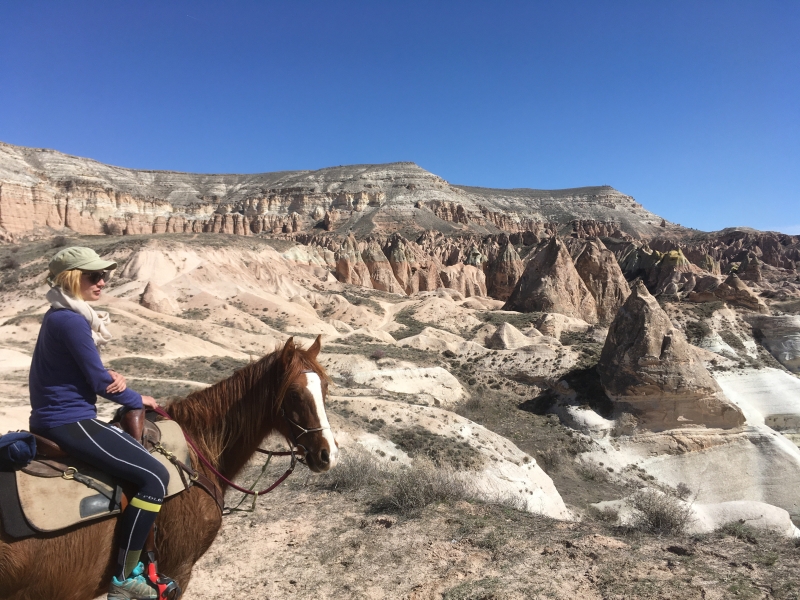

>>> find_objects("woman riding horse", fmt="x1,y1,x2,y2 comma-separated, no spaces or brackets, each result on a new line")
29,246,174,600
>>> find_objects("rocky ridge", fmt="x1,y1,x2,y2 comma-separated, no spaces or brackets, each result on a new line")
0,141,680,240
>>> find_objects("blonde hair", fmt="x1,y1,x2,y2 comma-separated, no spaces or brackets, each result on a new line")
53,269,83,298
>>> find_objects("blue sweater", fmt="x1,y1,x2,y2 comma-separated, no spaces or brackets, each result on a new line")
29,308,143,431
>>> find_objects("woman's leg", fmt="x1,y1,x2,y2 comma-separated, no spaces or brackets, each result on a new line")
43,419,170,579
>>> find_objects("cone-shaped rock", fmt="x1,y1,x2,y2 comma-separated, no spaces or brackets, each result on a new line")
598,280,745,431
383,233,442,295
574,238,631,325
335,233,373,288
140,281,179,315
439,263,487,298
486,322,534,350
486,238,525,301
361,239,403,294
715,273,770,314
503,236,598,323
738,253,763,283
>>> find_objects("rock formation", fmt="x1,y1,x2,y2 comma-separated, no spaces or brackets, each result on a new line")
746,314,800,373
737,252,763,283
383,234,441,295
711,274,770,314
361,240,403,294
647,248,701,295
574,238,631,324
485,322,535,350
485,236,525,301
597,280,746,431
535,313,590,339
0,141,681,240
503,236,598,324
438,263,487,298
334,234,373,288
139,281,180,315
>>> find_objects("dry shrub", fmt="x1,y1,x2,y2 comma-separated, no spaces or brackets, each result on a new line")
675,482,692,500
319,447,528,516
491,491,529,512
319,446,384,492
630,488,693,535
537,447,562,472
589,505,620,523
1,256,20,270
377,457,468,515
718,520,759,543
577,461,609,482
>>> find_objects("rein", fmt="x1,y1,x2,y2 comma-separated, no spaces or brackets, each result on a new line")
151,405,297,499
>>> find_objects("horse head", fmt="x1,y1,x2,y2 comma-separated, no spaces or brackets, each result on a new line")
275,335,338,473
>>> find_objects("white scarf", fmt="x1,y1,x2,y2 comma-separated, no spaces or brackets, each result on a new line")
47,287,113,347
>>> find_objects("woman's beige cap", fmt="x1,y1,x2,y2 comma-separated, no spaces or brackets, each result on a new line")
48,247,117,280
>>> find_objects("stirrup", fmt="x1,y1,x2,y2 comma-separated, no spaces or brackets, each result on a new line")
144,553,182,600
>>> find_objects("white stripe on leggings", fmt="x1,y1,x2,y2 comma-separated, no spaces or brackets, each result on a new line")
121,507,141,575
76,422,166,496
98,419,160,459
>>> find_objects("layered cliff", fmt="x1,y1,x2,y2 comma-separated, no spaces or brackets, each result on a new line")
0,141,680,240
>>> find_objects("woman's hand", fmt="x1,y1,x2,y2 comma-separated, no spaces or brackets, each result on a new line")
106,370,127,394
141,395,159,410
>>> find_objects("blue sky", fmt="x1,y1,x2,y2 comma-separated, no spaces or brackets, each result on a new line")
1,1,798,234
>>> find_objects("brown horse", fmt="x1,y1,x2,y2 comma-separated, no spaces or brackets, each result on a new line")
0,336,337,600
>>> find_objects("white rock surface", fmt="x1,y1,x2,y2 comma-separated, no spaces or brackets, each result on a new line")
535,313,590,339
715,368,800,430
692,501,800,537
746,314,800,373
398,327,488,356
486,322,536,350
333,395,571,520
593,495,800,538
349,367,467,406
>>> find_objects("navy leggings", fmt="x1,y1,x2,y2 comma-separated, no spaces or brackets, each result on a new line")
43,419,170,578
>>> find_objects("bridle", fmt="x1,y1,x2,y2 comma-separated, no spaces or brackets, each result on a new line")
280,369,331,460
280,368,331,458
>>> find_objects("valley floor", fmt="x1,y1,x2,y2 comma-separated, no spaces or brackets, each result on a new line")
185,457,800,600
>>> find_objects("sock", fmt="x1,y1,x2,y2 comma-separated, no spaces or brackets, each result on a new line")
115,495,163,580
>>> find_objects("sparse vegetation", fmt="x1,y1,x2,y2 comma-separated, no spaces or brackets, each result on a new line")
1,255,20,270
685,319,712,345
392,306,428,340
477,310,542,331
629,488,694,535
259,314,288,331
374,458,469,515
182,308,211,320
51,235,69,248
314,449,473,515
107,355,248,384
389,425,484,470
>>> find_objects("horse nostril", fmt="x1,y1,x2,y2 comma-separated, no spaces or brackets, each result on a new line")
319,448,330,465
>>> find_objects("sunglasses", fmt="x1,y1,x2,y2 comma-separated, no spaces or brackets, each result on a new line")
81,270,111,284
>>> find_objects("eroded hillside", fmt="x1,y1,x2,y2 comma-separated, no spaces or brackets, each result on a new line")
2,229,800,599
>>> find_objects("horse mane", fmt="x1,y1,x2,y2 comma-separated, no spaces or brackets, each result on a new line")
165,339,330,474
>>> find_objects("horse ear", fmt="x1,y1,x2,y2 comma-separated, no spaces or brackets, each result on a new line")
308,335,322,359
281,337,295,366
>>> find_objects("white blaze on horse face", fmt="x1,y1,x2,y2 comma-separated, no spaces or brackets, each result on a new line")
304,372,338,467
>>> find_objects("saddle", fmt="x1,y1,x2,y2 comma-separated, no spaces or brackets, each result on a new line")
0,409,223,539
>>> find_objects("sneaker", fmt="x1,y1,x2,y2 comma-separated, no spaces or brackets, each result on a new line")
108,562,157,600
